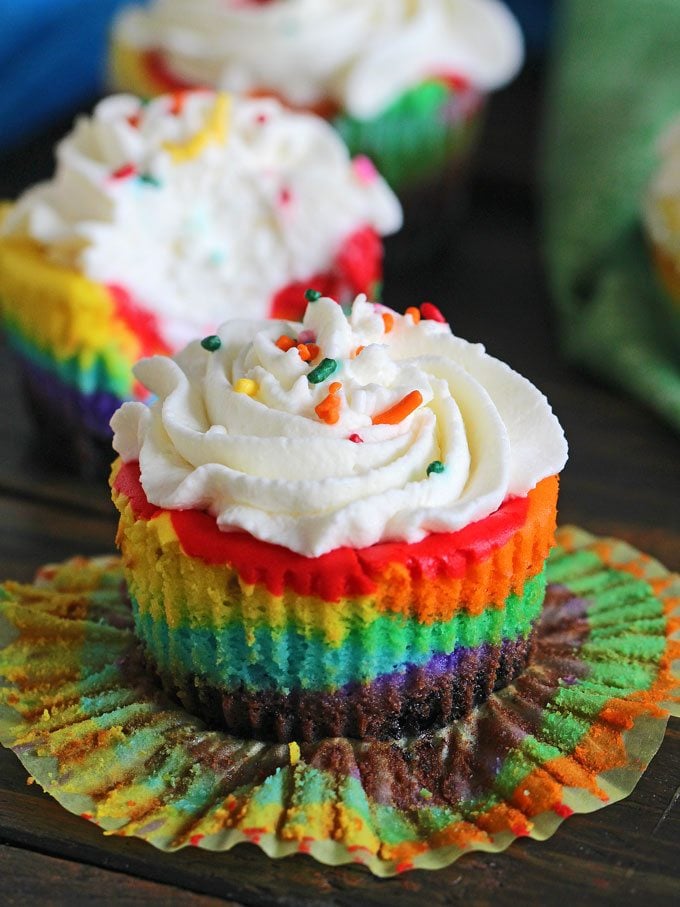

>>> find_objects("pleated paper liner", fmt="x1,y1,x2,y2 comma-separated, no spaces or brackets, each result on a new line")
0,526,678,877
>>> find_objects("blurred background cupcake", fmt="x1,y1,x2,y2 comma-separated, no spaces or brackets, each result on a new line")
110,0,524,255
0,90,401,475
644,114,680,348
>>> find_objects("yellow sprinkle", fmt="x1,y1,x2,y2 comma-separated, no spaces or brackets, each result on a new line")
289,741,301,766
26,776,35,786
234,378,258,396
163,93,231,163
41,708,50,722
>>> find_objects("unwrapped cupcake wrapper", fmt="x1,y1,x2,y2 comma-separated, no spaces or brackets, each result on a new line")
0,526,678,876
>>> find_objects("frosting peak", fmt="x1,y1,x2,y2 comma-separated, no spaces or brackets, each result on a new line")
111,295,568,556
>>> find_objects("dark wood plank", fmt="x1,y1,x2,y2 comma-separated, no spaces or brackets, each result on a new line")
0,843,236,906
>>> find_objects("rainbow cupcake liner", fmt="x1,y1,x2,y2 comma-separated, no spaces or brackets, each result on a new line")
112,460,558,740
0,526,677,876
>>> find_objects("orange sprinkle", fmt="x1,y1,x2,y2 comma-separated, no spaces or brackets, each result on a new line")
296,343,312,361
315,390,342,424
329,381,342,394
352,345,365,359
275,335,296,352
169,90,190,115
382,312,394,333
372,390,423,425
405,306,421,323
306,343,320,361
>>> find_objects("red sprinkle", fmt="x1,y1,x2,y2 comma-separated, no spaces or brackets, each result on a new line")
349,434,364,443
189,834,204,847
420,301,446,323
111,163,137,181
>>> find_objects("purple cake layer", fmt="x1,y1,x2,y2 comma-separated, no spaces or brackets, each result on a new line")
145,633,535,743
14,352,120,476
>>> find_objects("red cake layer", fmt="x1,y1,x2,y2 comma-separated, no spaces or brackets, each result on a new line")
114,460,532,601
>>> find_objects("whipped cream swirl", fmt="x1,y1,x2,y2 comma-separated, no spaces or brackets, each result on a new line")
112,295,568,557
3,92,401,349
115,0,524,118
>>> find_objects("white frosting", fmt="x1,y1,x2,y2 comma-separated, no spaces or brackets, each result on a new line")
2,92,401,350
645,116,680,259
111,295,568,557
115,0,524,118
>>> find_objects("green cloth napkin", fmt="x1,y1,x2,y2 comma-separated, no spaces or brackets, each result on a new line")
543,0,680,432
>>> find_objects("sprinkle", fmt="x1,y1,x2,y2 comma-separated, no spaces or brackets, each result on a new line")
419,788,433,800
163,92,231,163
138,172,161,187
427,460,446,475
315,385,342,424
298,330,316,344
168,90,190,115
351,345,365,359
306,343,320,361
111,163,137,180
126,113,141,129
382,312,394,333
255,113,268,124
353,154,378,183
405,306,421,323
349,433,363,443
341,304,353,317
308,357,337,384
279,186,293,206
305,288,322,302
234,378,258,396
420,301,446,323
372,390,423,426
296,343,313,362
288,741,301,766
200,334,221,352
275,334,296,352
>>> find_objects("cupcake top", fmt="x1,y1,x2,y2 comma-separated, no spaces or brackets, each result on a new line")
644,115,680,259
2,92,401,349
111,294,568,557
114,0,524,118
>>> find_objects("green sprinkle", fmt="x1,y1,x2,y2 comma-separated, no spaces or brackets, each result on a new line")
138,172,161,187
427,460,445,476
305,288,322,302
200,335,222,352
341,304,353,317
419,788,433,800
308,357,338,384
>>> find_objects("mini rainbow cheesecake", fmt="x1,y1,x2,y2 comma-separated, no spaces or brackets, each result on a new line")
110,0,524,194
110,294,568,742
0,91,400,470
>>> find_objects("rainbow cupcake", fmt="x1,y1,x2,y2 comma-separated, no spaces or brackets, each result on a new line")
0,91,401,472
110,0,524,244
110,293,568,742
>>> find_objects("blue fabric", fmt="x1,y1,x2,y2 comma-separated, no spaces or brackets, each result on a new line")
505,0,555,53
0,1,146,152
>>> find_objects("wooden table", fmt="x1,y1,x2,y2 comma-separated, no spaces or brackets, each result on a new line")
0,66,678,905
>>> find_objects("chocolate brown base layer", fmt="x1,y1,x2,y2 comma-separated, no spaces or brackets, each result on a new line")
145,633,535,744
